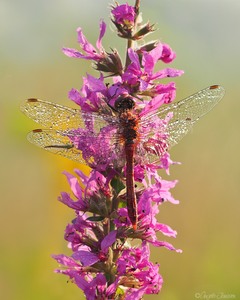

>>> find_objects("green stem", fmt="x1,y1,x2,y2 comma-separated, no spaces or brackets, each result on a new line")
135,0,140,16
125,0,141,69
125,39,133,69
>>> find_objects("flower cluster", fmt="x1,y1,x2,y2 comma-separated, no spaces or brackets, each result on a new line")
54,2,183,299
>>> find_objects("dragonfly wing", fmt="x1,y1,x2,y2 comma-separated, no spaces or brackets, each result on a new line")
27,128,126,166
21,98,125,165
20,98,113,131
27,129,86,163
20,98,84,130
146,85,225,148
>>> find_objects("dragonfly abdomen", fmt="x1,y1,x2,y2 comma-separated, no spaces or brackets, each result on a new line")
125,142,137,230
119,110,140,230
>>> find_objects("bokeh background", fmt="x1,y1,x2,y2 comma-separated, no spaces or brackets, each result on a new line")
1,0,239,299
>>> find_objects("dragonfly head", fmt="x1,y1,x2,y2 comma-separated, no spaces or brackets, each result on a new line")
114,95,135,112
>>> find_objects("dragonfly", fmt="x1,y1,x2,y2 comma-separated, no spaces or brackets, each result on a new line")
20,85,225,230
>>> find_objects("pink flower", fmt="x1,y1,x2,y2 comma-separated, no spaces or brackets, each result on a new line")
111,4,136,27
117,242,163,295
68,74,108,112
122,46,184,93
161,43,177,63
62,20,106,61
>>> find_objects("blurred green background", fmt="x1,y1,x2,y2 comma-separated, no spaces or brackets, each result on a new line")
1,0,239,299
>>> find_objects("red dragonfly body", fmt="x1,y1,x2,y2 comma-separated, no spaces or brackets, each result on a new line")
21,85,225,230
116,96,140,230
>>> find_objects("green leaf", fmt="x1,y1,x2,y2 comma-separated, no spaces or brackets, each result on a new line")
86,216,105,222
111,177,125,195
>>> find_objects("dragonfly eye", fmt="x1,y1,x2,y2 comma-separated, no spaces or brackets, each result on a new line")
114,96,135,112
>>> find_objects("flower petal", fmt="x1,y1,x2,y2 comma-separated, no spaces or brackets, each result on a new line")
101,230,117,253
96,20,106,51
72,250,99,266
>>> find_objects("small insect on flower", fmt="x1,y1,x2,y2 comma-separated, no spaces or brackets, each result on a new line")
21,85,225,230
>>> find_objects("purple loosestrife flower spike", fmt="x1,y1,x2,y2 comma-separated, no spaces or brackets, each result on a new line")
52,2,183,298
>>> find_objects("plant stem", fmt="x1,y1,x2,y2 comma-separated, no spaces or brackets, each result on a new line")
125,0,141,69
135,0,140,16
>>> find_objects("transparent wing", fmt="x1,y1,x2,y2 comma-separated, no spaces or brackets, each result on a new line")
21,98,124,164
27,129,86,163
20,98,117,131
142,85,225,148
27,128,126,165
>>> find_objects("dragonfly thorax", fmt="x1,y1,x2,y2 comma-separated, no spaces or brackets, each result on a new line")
114,95,135,112
119,111,139,144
